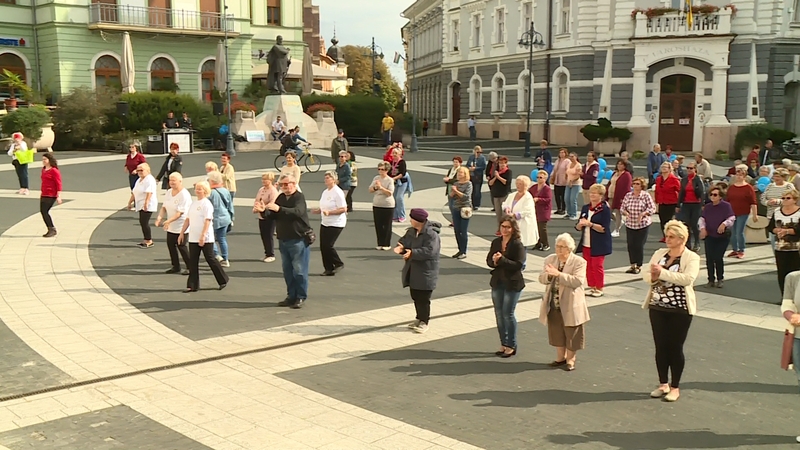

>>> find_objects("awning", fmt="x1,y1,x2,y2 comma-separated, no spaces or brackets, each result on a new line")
251,62,347,81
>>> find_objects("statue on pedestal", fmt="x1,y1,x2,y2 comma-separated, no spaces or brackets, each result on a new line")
267,35,291,94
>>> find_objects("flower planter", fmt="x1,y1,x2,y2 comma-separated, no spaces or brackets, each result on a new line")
31,123,55,151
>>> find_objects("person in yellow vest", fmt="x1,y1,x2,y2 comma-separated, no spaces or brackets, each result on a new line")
381,112,394,146
7,132,34,195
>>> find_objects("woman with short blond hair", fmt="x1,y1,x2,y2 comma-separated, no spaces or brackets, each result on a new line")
370,161,396,249
502,175,538,247
253,171,279,263
643,220,700,402
449,166,473,259
127,162,158,248
312,170,348,276
575,183,612,297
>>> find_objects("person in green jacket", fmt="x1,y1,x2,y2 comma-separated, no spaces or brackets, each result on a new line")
330,129,348,162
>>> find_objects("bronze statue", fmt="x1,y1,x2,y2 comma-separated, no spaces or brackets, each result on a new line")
267,35,290,94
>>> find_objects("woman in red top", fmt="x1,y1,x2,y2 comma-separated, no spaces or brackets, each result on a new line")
124,141,146,190
654,162,680,242
725,164,758,258
607,160,632,237
40,153,62,238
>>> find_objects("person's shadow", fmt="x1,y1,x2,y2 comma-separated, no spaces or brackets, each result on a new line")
449,389,648,407
546,430,793,449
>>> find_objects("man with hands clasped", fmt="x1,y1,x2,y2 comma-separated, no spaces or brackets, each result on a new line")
395,208,441,334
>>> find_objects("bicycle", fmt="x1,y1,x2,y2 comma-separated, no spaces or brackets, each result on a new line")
274,142,322,173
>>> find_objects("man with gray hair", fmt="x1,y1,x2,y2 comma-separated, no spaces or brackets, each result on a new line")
267,174,312,309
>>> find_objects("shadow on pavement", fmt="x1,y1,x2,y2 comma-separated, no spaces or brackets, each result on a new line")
451,389,648,407
546,430,792,449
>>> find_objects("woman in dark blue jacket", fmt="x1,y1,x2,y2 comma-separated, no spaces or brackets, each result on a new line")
575,183,612,297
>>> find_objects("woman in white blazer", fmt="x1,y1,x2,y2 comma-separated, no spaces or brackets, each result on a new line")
503,175,539,247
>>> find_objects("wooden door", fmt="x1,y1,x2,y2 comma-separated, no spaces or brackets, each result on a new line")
658,74,696,152
149,0,171,28
450,83,461,135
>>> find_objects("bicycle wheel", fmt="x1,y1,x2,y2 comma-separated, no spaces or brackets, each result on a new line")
274,154,287,171
305,152,322,173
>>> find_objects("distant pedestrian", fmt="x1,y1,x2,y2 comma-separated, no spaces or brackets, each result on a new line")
700,185,734,288
346,151,358,213
529,170,552,251
535,140,553,176
335,151,352,211
395,208,441,334
381,112,394,146
422,118,429,136
581,152,600,206
647,144,667,183
127,162,157,249
39,153,62,238
156,143,183,190
565,152,582,220
370,161,395,250
468,116,476,140
466,146,486,210
8,132,32,195
331,129,348,162
178,181,229,293
488,215,526,358
253,172,279,263
124,141,146,190
220,153,237,199
155,172,192,274
313,171,347,276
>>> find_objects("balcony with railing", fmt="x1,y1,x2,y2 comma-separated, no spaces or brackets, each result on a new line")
88,4,238,37
633,6,733,38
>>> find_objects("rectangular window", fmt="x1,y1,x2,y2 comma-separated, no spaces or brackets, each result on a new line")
452,20,459,51
473,14,481,47
795,0,800,21
522,2,532,31
496,8,505,43
561,0,570,34
267,0,281,26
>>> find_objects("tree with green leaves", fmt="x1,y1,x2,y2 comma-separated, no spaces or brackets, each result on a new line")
341,45,403,111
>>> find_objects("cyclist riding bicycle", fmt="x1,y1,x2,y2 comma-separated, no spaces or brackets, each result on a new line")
279,128,312,156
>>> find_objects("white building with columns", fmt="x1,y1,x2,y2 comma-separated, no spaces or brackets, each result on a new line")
403,0,800,155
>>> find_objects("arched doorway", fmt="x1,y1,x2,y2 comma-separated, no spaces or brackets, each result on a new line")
658,74,696,152
785,82,800,135
450,82,460,135
0,53,26,97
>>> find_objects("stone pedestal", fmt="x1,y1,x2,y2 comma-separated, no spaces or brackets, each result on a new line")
627,125,651,154
702,125,733,159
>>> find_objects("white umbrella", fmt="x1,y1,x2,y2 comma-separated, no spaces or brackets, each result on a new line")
301,46,313,95
121,32,135,94
215,40,227,93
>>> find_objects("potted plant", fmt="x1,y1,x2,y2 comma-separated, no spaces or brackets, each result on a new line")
1,69,32,109
580,118,632,156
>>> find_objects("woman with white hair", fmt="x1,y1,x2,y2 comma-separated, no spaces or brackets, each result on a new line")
502,175,539,247
253,172,279,263
312,171,347,276
127,162,157,248
178,181,229,293
643,220,700,402
539,233,589,371
207,170,234,267
155,172,192,274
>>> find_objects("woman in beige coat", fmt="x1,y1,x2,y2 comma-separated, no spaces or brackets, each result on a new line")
539,233,590,371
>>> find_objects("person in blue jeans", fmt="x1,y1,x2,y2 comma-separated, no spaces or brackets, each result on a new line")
389,148,408,221
466,146,486,209
487,215,527,358
267,174,312,309
207,171,234,268
450,167,473,259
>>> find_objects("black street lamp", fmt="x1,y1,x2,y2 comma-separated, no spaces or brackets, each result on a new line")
518,22,545,158
367,38,384,97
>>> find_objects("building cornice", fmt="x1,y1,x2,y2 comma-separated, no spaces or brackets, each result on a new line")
463,0,487,13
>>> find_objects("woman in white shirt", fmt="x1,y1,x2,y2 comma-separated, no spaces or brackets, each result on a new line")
127,162,158,248
155,172,192,274
178,181,229,293
279,151,303,192
313,171,348,276
502,175,539,247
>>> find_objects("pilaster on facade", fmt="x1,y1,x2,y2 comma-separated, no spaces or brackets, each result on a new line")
747,42,763,122
611,0,637,41
594,0,612,38
575,0,598,44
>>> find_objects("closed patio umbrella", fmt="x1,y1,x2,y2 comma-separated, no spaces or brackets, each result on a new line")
215,40,227,93
121,32,135,94
301,46,313,95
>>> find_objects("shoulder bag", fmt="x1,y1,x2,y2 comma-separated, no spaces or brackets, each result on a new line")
781,330,794,370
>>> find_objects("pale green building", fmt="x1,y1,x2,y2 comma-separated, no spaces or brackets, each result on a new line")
0,0,305,101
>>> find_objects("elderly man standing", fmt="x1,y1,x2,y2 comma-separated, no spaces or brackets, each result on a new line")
694,153,713,181
466,146,487,210
648,144,667,182
330,129,349,162
395,208,441,334
267,174,312,309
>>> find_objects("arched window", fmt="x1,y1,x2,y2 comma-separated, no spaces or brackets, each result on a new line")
150,57,176,91
492,74,505,113
0,53,26,97
553,70,570,112
469,75,482,114
95,55,121,91
517,71,533,113
201,59,215,101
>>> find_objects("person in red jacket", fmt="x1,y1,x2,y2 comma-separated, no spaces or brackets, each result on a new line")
746,145,761,167
607,160,632,237
124,141,146,190
654,161,680,242
40,153,62,238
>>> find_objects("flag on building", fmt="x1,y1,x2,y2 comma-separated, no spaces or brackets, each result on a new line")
393,52,402,64
686,0,693,28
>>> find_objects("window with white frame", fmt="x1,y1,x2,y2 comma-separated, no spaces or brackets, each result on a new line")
517,71,532,113
560,0,571,34
452,19,459,51
495,8,505,44
472,13,481,47
522,2,532,33
469,76,482,113
554,71,569,112
795,0,800,21
492,75,505,113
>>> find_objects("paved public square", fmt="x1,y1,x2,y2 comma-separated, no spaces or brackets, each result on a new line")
0,138,797,449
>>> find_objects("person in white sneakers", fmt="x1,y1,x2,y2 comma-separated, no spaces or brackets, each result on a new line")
155,172,192,274
396,208,441,334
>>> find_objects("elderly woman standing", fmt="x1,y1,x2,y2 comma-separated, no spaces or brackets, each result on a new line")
390,147,409,222
313,171,348,276
654,162,681,242
762,168,796,248
178,181,229,293
127,162,158,248
487,215,526,358
699,185,735,288
370,161,396,250
608,160,632,237
565,152,582,220
770,189,800,295
346,150,358,213
207,171,234,267
725,165,758,259
253,172,279,263
278,151,303,191
529,170,552,251
502,175,538,247
620,176,656,274
220,153,237,199
449,166,473,259
643,220,700,402
550,148,569,216
395,208,441,334
335,151,352,212
155,172,192,274
539,233,589,371
8,132,32,195
576,184,612,297
488,156,512,236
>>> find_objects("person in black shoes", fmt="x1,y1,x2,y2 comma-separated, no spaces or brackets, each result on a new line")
396,208,441,334
267,174,312,309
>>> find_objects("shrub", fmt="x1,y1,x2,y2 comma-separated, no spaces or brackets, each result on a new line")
733,123,797,158
580,118,631,142
306,103,335,115
1,105,50,142
52,87,117,149
632,150,646,159
301,94,387,138
104,91,216,137
228,101,256,113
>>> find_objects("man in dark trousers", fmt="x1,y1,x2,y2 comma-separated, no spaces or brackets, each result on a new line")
156,142,183,190
267,174,312,309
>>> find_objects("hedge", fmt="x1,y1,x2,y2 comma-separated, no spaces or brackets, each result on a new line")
300,94,389,139
733,123,796,158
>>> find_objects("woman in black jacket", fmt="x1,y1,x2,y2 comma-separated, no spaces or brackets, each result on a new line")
156,142,183,189
487,215,526,358
488,156,512,236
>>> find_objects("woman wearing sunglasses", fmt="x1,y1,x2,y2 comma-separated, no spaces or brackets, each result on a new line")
769,189,800,295
699,185,734,288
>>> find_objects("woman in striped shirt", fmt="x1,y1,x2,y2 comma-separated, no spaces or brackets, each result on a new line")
762,168,796,249
621,176,657,274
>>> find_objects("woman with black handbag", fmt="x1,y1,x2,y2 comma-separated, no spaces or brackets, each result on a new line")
770,189,800,295
699,185,735,288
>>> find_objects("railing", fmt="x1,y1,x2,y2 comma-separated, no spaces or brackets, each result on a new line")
633,8,732,38
89,4,236,34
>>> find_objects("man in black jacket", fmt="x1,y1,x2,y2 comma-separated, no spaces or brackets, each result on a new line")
156,143,183,189
267,174,312,309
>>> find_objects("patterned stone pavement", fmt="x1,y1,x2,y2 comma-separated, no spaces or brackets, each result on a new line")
0,145,796,449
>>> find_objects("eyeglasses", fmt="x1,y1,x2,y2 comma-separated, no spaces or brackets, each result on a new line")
279,182,295,186
783,196,795,200
687,167,696,170
709,193,720,197
378,168,387,171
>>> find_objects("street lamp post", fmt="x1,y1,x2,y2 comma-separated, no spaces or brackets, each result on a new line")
409,19,418,152
518,21,545,158
224,0,235,156
368,38,384,96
